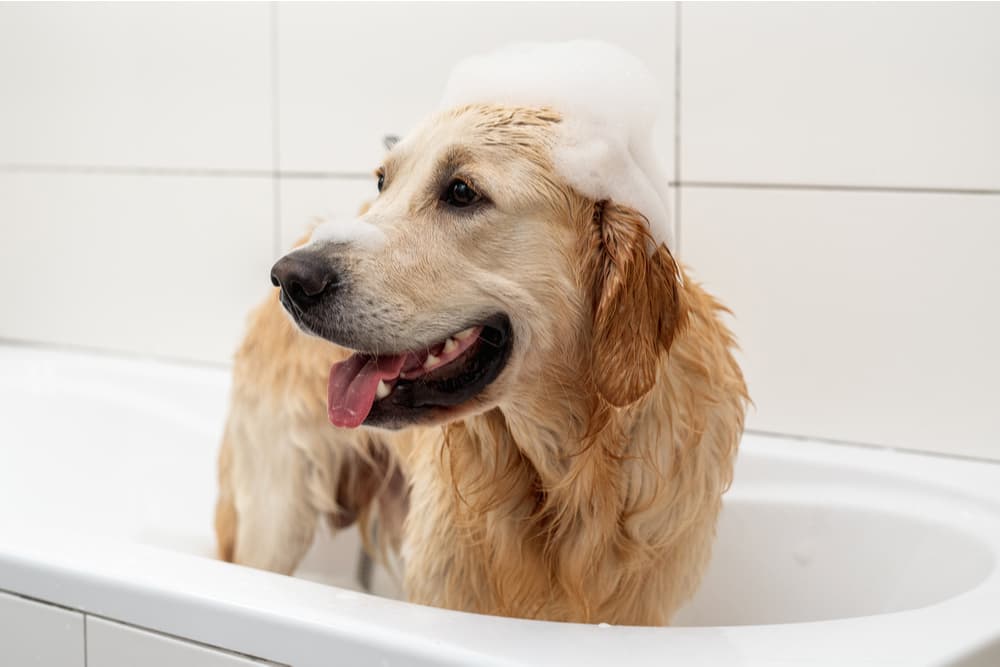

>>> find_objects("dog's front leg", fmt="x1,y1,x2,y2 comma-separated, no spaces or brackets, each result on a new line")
215,417,319,575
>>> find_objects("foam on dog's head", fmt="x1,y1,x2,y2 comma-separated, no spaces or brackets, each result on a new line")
439,40,673,251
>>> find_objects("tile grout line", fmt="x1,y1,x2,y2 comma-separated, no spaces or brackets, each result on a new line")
270,1,282,257
745,428,1000,467
7,162,995,197
0,163,273,178
674,1,683,258
0,336,233,371
0,163,372,180
680,181,1000,197
278,170,373,180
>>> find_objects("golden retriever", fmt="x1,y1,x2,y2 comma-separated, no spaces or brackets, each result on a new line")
215,103,748,625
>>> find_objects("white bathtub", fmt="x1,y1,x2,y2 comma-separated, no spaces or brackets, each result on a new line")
2,343,999,666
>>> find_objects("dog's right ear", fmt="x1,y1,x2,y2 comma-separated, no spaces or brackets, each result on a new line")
583,200,687,407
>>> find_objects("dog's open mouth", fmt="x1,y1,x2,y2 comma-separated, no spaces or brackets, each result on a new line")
327,314,512,429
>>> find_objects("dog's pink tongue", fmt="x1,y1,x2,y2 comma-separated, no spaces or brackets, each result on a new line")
328,353,406,428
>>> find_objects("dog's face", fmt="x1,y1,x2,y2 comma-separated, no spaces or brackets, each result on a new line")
272,105,684,430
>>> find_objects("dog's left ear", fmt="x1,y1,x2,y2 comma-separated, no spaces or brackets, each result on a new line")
584,201,687,407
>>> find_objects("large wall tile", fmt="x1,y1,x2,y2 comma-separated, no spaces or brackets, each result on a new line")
0,173,273,364
0,3,272,169
681,3,1000,190
681,187,1000,460
277,2,676,177
278,178,375,254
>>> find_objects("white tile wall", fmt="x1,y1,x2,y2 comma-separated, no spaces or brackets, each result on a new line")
681,3,1000,190
682,186,1000,459
276,2,676,176
0,173,273,363
0,3,272,170
2,3,998,459
278,178,375,253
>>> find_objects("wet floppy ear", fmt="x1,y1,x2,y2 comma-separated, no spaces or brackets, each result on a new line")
584,201,687,407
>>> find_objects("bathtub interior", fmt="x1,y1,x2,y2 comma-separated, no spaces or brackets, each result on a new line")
1,344,996,629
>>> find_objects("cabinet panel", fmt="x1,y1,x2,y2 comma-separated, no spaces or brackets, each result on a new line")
0,591,84,667
87,617,277,667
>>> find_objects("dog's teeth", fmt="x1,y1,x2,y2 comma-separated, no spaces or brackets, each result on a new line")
423,354,440,369
455,327,476,340
376,380,391,399
443,338,458,354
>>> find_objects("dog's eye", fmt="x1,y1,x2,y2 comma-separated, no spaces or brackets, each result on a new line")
376,172,385,193
443,179,479,208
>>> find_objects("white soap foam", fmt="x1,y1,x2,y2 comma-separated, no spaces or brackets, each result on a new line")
309,216,386,251
440,40,673,250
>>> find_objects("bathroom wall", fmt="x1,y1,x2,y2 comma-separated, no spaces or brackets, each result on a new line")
1,3,997,460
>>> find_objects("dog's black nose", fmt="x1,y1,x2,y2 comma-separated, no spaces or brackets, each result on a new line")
270,252,339,310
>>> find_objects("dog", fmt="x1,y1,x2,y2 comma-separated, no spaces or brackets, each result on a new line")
216,99,748,625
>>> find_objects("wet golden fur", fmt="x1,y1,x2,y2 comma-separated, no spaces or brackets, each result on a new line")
215,283,406,573
216,104,748,625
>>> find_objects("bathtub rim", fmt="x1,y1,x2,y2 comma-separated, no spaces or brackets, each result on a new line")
2,342,1000,665
2,432,1000,667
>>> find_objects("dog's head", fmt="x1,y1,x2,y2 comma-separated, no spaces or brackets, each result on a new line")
272,105,685,430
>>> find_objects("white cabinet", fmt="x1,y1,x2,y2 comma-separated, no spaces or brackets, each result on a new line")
86,617,278,667
0,591,279,667
0,591,84,667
